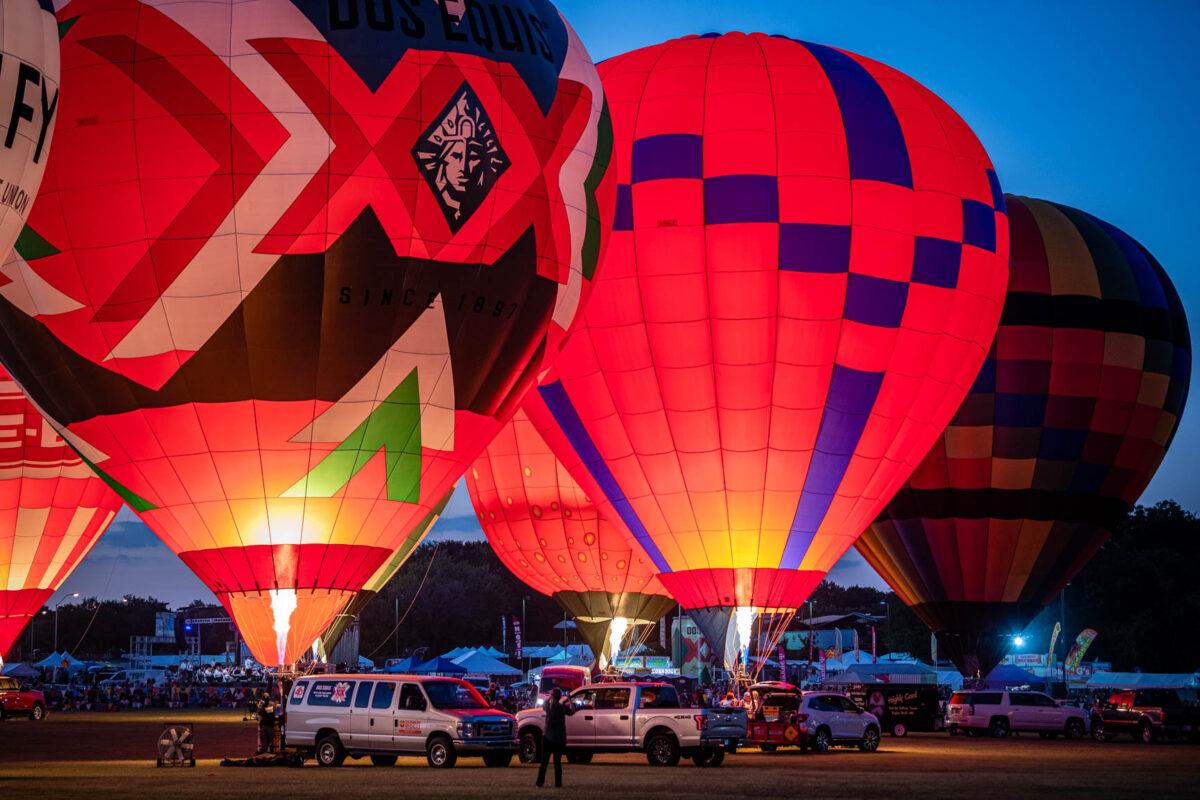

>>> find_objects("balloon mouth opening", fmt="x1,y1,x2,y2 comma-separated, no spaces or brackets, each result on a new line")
269,588,298,667
607,617,629,669
735,606,755,670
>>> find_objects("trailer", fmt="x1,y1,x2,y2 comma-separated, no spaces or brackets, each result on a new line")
843,683,942,737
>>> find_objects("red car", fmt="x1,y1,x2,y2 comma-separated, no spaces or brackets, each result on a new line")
0,676,46,721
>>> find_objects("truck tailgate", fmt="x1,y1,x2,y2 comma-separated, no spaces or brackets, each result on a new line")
704,707,748,739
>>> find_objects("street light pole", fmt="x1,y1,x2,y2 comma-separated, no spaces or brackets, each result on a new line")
54,592,81,653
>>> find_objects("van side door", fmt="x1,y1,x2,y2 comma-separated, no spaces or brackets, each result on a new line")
394,683,428,753
348,680,374,747
368,682,398,749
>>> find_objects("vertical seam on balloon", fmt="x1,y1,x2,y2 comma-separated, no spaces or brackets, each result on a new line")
597,37,700,581
747,32,781,609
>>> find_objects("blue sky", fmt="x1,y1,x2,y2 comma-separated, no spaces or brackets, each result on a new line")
53,0,1199,608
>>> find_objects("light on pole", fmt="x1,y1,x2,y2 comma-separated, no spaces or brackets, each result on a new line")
54,593,81,653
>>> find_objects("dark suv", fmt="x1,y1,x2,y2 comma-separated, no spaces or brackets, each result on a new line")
1091,689,1200,743
0,676,46,721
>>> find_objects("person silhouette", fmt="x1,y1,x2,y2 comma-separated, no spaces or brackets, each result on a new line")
536,687,577,788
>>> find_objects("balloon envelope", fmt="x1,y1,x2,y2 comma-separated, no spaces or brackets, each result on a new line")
528,33,1010,631
857,195,1191,677
467,403,675,662
0,363,124,660
0,0,614,665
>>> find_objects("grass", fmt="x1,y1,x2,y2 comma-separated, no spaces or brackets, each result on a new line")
1,711,1197,799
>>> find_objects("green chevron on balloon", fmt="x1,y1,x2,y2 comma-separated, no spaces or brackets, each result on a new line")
284,369,422,503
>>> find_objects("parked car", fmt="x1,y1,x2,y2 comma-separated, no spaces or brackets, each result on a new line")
946,690,1087,738
793,691,882,752
516,681,746,766
0,676,46,721
284,674,518,768
1090,689,1200,743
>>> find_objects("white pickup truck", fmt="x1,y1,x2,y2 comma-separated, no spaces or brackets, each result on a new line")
515,681,746,767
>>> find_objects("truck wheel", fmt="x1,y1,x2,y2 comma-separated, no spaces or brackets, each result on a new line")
645,732,681,767
692,747,725,767
891,722,907,737
315,734,346,767
30,703,45,722
519,731,541,764
426,735,457,768
1138,721,1154,744
482,752,513,767
988,718,1009,738
370,755,397,767
565,750,593,764
1065,719,1085,740
1091,720,1110,742
758,743,778,752
859,726,880,752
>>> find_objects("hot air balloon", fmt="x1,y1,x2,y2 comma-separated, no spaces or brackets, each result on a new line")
857,195,1191,677
0,363,125,662
526,32,1010,666
314,488,453,663
467,404,674,668
0,0,615,665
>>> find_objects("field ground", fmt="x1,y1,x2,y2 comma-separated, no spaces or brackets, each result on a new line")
1,710,1197,799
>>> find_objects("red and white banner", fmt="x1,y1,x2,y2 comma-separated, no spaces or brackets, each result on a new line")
512,616,522,659
778,645,787,681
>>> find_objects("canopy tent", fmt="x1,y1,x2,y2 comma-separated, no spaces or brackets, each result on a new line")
566,644,592,659
2,662,38,678
982,664,1044,689
357,655,375,669
452,650,522,677
938,670,965,689
826,662,937,684
383,656,425,673
553,620,577,630
1086,672,1200,690
413,657,467,675
440,647,468,660
545,648,572,662
522,645,560,659
33,652,63,669
479,646,508,659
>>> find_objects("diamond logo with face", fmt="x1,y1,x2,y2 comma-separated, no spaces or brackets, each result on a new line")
413,82,510,232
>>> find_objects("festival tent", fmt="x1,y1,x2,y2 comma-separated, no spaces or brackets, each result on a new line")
357,655,374,669
383,656,424,673
521,645,559,659
33,652,63,669
1,662,38,678
440,647,468,659
1086,672,1200,690
479,646,509,659
541,648,570,662
413,657,467,675
938,670,965,689
982,664,1045,690
827,663,938,684
452,650,522,677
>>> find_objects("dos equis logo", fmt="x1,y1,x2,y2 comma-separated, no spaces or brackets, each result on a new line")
413,82,511,231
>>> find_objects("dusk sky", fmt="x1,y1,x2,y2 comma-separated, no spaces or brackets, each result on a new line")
53,0,1199,610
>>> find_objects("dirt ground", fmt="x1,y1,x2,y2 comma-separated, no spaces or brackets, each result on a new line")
1,710,1197,799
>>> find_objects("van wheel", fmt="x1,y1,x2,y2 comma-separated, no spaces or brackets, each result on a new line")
316,734,346,767
519,731,541,764
30,703,45,722
1065,719,1085,739
989,718,1009,738
370,755,397,767
565,750,593,764
645,732,680,766
426,735,457,768
482,752,513,767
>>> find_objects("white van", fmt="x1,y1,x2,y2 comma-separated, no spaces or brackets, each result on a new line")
284,673,518,768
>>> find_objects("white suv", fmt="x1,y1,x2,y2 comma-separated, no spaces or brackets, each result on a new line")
796,692,881,752
946,690,1087,739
